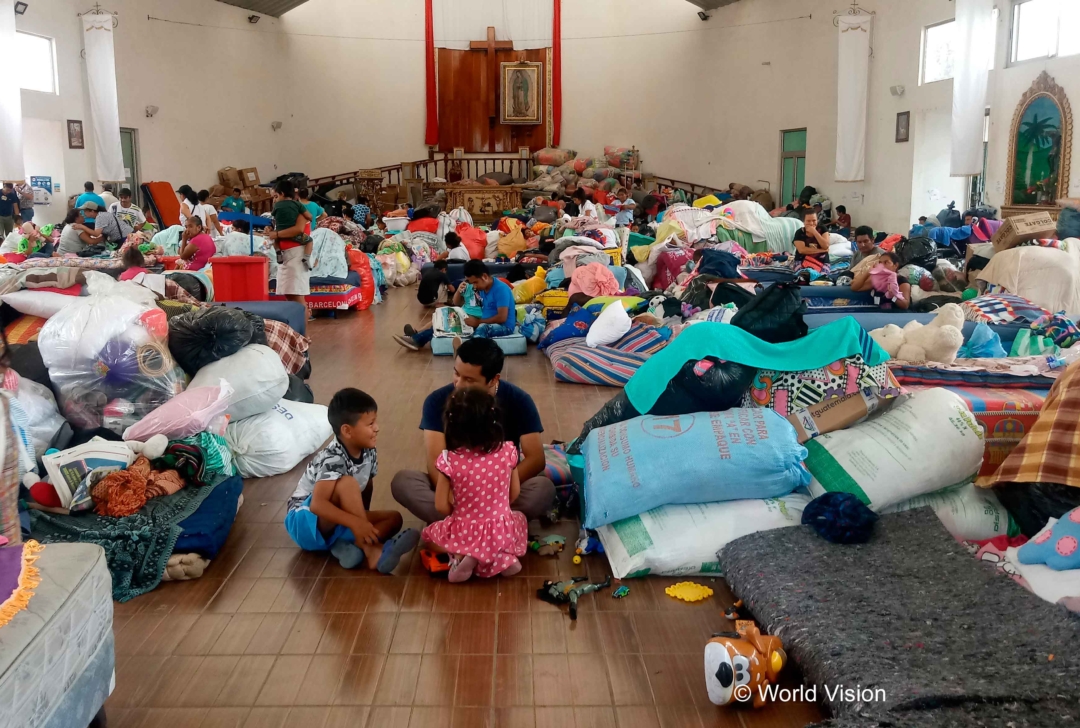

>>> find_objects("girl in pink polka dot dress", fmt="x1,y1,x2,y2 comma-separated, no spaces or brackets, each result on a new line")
422,387,528,583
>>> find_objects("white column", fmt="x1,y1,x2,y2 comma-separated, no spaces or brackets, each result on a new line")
0,0,24,182
82,13,125,182
950,0,995,176
835,15,872,182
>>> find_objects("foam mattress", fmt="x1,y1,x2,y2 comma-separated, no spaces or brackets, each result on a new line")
0,543,113,728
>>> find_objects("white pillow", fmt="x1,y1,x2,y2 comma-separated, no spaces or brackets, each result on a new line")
1,290,82,319
586,300,631,348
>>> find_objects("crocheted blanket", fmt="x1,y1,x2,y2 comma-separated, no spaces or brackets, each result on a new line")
29,477,217,602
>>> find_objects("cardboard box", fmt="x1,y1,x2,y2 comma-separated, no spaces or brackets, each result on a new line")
218,167,242,189
207,196,227,209
239,167,261,188
991,211,1057,252
245,186,271,202
784,389,895,444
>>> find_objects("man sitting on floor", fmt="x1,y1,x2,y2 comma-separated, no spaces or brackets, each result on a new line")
394,260,516,351
392,338,555,523
850,225,885,268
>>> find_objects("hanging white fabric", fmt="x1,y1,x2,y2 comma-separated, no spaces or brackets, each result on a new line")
950,0,994,176
835,15,872,182
432,0,553,50
82,13,125,182
0,0,24,181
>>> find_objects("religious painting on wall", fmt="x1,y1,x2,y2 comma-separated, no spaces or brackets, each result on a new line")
501,61,542,125
1007,71,1072,208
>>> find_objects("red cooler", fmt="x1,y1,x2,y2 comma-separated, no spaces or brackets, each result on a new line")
212,256,269,302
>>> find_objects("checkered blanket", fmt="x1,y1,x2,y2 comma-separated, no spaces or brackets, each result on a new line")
264,320,309,375
961,293,1051,325
979,361,1080,489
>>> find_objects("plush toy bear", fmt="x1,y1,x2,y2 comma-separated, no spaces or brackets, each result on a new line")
869,303,965,365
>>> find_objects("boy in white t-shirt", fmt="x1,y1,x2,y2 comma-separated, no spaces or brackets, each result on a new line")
444,232,470,261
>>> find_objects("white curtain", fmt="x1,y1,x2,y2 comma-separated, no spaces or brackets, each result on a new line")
835,16,872,182
950,0,994,176
0,0,24,181
82,14,125,182
433,0,553,50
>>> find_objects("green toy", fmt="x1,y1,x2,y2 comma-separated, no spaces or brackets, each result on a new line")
537,576,611,619
612,585,630,599
528,534,566,556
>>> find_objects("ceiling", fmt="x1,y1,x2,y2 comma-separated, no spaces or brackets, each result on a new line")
216,0,309,18
217,0,738,20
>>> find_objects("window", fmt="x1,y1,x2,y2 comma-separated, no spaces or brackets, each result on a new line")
921,9,998,84
15,31,57,94
1012,0,1080,63
922,20,956,84
968,109,992,209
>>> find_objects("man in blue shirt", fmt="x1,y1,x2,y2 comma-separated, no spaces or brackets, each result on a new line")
0,182,21,236
394,260,517,351
391,338,553,523
74,182,106,228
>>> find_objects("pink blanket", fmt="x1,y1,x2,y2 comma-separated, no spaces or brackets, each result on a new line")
568,262,619,297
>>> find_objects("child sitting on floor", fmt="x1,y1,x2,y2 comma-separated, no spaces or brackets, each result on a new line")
422,387,528,583
284,388,419,572
119,246,148,281
444,231,470,262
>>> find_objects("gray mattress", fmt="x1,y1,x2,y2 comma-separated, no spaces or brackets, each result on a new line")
720,509,1080,723
0,543,113,728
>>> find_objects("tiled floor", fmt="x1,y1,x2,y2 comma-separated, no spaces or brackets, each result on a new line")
105,291,823,728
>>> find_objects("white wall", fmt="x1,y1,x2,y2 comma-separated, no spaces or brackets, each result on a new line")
16,0,289,195
22,118,66,226
909,108,970,225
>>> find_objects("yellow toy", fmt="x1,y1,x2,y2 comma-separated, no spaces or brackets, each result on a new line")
665,582,713,603
512,266,547,304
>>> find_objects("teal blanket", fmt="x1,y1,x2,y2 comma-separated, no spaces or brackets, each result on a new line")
624,317,889,412
30,479,217,602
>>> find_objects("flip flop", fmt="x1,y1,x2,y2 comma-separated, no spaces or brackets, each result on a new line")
377,529,420,574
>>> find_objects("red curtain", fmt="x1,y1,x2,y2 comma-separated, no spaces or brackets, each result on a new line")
552,0,562,147
424,0,438,146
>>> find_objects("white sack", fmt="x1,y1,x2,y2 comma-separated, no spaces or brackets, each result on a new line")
225,400,332,478
189,344,287,421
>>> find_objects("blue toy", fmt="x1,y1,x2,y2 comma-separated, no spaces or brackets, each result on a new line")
612,585,630,599
573,529,605,564
1018,508,1080,570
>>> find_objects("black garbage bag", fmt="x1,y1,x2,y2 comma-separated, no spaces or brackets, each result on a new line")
937,201,963,228
168,307,255,375
283,374,315,404
8,342,52,390
169,272,207,302
568,358,756,453
895,236,937,271
730,281,807,343
993,482,1080,538
240,310,269,347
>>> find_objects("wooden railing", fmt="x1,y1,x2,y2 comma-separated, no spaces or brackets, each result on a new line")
307,153,532,192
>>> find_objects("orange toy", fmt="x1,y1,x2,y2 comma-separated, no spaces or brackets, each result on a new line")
703,623,786,708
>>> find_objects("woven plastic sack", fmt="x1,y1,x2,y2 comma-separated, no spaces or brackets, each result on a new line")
189,345,288,421
225,400,332,477
582,408,811,529
534,147,575,167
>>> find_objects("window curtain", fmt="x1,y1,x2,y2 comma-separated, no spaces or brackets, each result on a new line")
0,0,24,182
835,16,872,182
431,0,552,50
82,13,125,182
951,0,994,176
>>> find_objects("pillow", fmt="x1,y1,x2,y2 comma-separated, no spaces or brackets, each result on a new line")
586,300,631,348
538,307,596,350
0,290,82,319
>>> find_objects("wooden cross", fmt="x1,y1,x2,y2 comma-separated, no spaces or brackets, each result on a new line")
469,26,513,126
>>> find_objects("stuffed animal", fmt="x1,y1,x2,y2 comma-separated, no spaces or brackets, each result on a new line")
512,266,547,304
704,623,787,708
869,303,965,365
126,434,168,460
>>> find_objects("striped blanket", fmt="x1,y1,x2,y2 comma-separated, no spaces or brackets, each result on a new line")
978,361,1080,489
547,324,670,387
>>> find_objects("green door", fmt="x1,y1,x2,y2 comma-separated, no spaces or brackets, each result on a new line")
781,129,806,207
119,128,140,205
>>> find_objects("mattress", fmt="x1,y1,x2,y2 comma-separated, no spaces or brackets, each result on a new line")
905,385,1049,476
431,333,527,356
273,270,362,288
174,475,243,559
0,543,113,728
805,311,1027,348
213,301,307,337
141,181,182,228
270,286,369,310
545,323,670,386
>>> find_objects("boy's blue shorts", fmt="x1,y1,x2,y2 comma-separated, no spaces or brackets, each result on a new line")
284,495,356,551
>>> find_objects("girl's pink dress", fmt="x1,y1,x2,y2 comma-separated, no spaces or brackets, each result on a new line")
421,442,528,577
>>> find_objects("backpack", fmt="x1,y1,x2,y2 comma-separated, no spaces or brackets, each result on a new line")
710,281,757,309
730,281,807,343
894,236,937,271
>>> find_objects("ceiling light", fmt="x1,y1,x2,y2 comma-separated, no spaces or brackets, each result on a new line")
248,14,260,23
14,2,28,15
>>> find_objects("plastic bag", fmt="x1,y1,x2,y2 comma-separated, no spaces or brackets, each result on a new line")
225,400,332,477
189,344,288,422
123,381,234,442
730,281,808,343
957,322,1006,358
570,358,755,453
13,378,65,458
38,272,184,430
168,307,256,375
